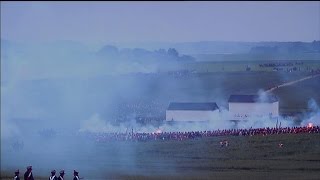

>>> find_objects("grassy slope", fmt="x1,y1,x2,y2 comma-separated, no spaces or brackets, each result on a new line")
112,133,320,180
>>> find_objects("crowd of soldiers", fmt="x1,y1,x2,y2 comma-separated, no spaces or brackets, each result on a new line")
13,166,81,180
259,62,297,68
86,125,320,142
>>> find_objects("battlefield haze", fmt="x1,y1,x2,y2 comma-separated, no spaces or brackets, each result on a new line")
1,1,320,180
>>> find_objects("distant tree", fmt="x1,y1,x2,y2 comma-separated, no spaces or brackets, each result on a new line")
155,48,167,55
97,45,119,57
167,48,179,57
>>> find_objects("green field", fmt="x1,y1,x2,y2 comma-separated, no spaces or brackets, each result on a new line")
2,133,320,180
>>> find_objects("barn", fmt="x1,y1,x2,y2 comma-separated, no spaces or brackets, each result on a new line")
228,94,279,121
166,102,220,122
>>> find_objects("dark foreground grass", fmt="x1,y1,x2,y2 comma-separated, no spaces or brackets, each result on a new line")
2,133,320,180
123,133,320,180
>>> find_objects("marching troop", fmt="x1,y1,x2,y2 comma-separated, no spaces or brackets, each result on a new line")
13,166,81,180
87,125,320,142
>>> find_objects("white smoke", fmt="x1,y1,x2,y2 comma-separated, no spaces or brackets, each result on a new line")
0,119,21,139
1,82,21,139
80,113,160,133
80,109,235,134
79,113,115,133
77,90,320,134
301,99,320,126
257,89,269,102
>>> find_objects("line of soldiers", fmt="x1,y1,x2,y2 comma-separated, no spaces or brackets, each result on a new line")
13,166,81,180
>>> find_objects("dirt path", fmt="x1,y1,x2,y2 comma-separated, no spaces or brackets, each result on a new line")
265,73,320,93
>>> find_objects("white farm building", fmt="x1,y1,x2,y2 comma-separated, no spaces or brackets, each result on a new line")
166,102,220,122
228,95,279,121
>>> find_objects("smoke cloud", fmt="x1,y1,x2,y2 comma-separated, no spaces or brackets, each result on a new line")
301,99,320,126
1,40,319,179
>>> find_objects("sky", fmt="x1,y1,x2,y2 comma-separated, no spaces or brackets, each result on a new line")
1,1,320,44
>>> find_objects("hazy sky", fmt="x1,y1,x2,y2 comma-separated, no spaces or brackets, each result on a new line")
1,1,320,44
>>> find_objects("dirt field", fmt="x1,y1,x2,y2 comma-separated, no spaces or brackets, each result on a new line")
2,133,320,180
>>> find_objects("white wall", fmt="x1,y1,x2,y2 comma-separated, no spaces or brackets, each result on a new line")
166,110,219,122
229,102,279,121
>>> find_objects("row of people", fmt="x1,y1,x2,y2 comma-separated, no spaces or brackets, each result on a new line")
13,166,80,180
85,125,320,142
259,62,295,67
